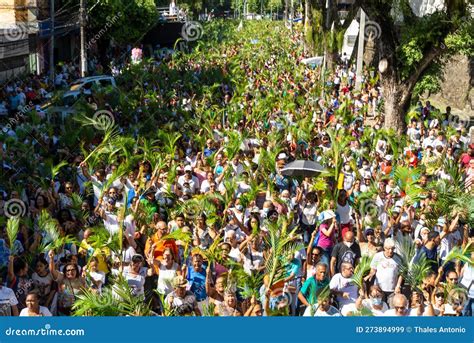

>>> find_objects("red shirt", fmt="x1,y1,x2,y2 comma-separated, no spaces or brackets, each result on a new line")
460,153,473,169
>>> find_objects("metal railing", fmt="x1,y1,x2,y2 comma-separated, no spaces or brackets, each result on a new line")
157,6,186,22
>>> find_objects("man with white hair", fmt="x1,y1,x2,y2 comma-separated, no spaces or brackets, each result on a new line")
364,238,403,301
383,293,410,316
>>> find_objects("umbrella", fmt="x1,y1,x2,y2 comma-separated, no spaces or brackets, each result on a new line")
301,56,324,67
280,160,324,177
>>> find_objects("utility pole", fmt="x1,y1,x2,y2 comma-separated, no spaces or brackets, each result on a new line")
290,0,294,31
80,0,87,77
49,0,54,83
355,9,366,91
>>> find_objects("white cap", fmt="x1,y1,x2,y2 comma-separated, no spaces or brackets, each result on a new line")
277,153,287,160
184,165,192,172
384,155,393,161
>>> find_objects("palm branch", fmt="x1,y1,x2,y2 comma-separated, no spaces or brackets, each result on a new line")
51,160,68,180
264,217,302,288
442,243,474,267
73,275,153,316
37,210,77,253
395,232,431,292
6,217,20,254
161,229,192,245
236,269,264,300
195,236,223,265
352,255,372,289
201,302,216,317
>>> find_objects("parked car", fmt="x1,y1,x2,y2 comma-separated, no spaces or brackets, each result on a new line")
45,75,116,99
69,75,116,92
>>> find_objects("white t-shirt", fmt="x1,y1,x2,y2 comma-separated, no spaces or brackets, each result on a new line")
157,262,179,296
19,306,52,316
461,264,474,299
0,286,18,316
32,272,54,300
336,203,352,224
122,267,146,297
370,252,401,292
228,246,242,263
361,299,388,316
439,231,462,261
103,212,119,235
329,273,358,307
300,203,317,226
303,305,341,316
177,175,200,194
383,308,410,316
89,271,106,287
122,246,136,264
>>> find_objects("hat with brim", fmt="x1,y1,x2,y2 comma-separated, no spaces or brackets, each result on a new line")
173,275,188,288
318,210,336,222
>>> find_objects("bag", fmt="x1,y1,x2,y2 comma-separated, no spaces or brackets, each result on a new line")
313,230,320,247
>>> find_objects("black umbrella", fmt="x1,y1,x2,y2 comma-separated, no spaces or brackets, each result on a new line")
280,160,324,177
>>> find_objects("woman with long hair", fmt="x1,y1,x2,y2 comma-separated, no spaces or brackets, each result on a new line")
48,250,85,316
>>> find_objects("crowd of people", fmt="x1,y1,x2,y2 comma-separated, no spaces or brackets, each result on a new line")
0,20,472,317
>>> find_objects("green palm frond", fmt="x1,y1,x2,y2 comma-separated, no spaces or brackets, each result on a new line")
161,229,192,245
352,255,372,289
395,232,431,292
73,275,153,316
37,210,77,253
264,217,301,287
442,243,474,267
201,302,216,317
6,217,20,253
195,236,223,264
51,160,68,180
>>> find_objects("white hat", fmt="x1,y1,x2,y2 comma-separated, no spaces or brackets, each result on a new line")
184,165,192,172
277,153,287,160
318,210,336,222
384,155,393,161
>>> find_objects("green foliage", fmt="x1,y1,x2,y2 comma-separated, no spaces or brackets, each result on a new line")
395,232,431,292
88,0,158,45
37,210,77,254
6,218,20,254
352,255,372,289
73,275,153,316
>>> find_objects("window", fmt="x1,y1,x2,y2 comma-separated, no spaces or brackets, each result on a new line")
99,79,112,87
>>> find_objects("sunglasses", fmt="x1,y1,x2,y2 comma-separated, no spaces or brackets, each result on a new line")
448,278,458,281
66,268,76,272
394,306,406,311
435,293,444,297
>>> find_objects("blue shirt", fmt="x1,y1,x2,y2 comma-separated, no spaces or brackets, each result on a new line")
187,265,207,301
204,148,215,157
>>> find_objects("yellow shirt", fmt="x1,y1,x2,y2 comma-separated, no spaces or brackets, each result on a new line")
78,239,110,273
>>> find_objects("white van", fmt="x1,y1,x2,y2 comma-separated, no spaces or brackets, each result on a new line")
69,75,116,92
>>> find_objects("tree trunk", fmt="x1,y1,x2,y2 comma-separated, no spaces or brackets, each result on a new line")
326,50,338,70
304,0,310,53
381,71,409,134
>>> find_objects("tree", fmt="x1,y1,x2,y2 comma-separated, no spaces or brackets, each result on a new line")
355,0,472,133
304,0,357,68
88,0,158,45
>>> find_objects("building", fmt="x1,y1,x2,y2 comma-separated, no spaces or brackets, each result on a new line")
0,0,79,84
0,0,39,82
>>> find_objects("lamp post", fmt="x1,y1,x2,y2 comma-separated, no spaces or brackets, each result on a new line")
355,9,365,91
